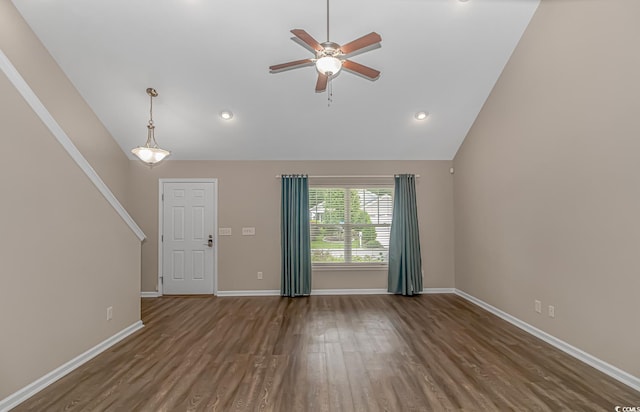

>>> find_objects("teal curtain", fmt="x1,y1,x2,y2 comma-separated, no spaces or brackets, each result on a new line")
388,174,423,295
281,175,312,297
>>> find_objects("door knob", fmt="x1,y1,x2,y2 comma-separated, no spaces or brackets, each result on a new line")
206,235,213,248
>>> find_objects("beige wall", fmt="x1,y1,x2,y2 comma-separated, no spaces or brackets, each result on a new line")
0,68,141,400
129,160,455,292
454,0,640,378
0,1,131,208
0,2,141,399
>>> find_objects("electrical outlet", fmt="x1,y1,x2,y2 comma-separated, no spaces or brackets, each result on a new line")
218,227,232,236
242,227,256,236
107,306,113,321
257,271,263,280
548,305,555,318
534,300,541,314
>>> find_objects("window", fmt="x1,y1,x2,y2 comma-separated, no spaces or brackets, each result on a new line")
309,187,393,266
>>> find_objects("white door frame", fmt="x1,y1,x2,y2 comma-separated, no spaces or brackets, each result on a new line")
158,178,218,295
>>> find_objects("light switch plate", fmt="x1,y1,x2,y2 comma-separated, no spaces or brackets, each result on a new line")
242,227,256,236
219,227,232,236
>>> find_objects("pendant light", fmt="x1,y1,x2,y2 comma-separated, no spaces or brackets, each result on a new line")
131,88,170,165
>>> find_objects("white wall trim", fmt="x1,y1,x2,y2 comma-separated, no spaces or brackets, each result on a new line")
423,288,456,294
0,49,145,242
217,290,281,297
312,288,389,295
217,289,390,297
455,289,640,393
141,291,160,298
0,321,144,412
216,288,454,297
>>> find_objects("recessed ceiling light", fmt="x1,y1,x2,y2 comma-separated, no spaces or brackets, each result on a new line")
220,110,233,120
414,111,429,120
459,0,469,2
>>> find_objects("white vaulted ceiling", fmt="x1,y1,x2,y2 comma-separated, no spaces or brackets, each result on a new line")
12,0,539,160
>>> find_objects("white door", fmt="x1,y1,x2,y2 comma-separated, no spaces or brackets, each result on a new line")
161,181,216,294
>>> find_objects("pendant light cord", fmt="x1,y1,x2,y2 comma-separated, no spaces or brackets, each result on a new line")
149,93,154,127
147,91,156,147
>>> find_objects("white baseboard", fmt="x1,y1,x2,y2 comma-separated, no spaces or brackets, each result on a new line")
140,291,160,298
423,287,456,294
0,321,144,412
314,288,454,295
217,288,454,297
217,290,281,297
217,288,389,296
312,288,389,295
455,289,640,393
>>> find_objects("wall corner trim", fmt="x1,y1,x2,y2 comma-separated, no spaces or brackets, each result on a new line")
0,49,145,241
455,289,640,393
0,321,144,411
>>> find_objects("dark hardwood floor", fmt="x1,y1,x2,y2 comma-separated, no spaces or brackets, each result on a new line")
13,294,639,411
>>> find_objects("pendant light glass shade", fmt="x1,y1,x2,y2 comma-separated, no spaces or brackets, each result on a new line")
131,145,170,164
132,88,170,166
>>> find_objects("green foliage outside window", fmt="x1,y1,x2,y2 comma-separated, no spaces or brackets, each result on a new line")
309,187,392,264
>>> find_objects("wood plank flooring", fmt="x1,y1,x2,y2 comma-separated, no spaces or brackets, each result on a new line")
13,294,639,411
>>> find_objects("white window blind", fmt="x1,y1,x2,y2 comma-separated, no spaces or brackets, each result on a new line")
309,186,394,266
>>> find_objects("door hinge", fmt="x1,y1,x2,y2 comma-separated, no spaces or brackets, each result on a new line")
161,234,163,242
161,193,164,201
160,277,163,284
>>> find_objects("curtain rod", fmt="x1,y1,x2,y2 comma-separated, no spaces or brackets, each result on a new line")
275,174,420,178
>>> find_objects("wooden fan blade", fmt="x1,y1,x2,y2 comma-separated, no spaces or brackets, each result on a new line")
339,32,382,55
342,60,380,79
315,73,328,92
269,59,314,72
291,29,323,52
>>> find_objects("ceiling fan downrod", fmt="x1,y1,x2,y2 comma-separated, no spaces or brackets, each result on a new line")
326,0,330,42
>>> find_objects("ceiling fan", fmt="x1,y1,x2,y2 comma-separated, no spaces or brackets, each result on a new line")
269,0,382,94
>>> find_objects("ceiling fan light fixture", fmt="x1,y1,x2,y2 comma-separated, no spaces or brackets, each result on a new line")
316,56,342,76
415,111,429,120
220,110,234,120
131,88,171,166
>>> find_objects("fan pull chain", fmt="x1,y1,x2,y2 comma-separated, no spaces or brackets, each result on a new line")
328,75,333,107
